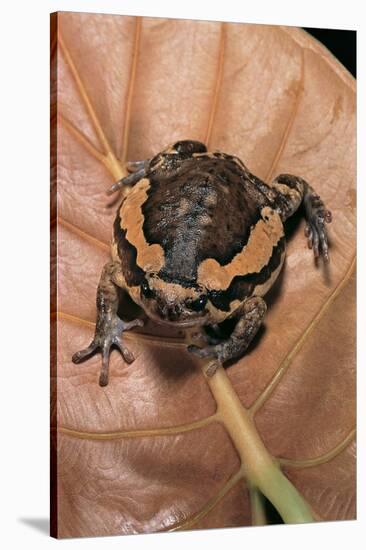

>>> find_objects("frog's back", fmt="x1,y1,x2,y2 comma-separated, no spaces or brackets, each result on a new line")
141,155,263,286
114,152,286,312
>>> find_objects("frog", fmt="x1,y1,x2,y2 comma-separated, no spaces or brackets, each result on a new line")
72,139,332,386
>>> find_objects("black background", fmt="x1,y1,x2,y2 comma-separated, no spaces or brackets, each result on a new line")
303,27,356,77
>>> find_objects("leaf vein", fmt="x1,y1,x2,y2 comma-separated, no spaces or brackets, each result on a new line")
59,32,115,158
56,414,218,440
120,17,142,162
204,23,226,147
279,427,356,469
265,48,305,182
166,468,243,532
59,113,106,165
58,217,110,251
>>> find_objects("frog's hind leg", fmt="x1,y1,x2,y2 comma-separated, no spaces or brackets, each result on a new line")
188,297,267,376
270,174,332,261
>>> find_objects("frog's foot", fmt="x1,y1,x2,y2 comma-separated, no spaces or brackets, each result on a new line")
191,324,225,346
106,157,150,196
126,159,150,173
304,192,332,261
106,168,147,195
188,344,219,360
188,297,266,376
187,345,222,376
72,318,144,386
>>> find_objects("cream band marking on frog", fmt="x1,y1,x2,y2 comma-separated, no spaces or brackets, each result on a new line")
119,178,165,273
148,277,200,301
197,207,284,291
253,248,286,297
206,298,242,323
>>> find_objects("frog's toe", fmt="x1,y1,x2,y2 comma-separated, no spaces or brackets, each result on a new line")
97,336,135,387
99,344,112,386
127,160,147,172
305,208,332,262
304,190,332,262
72,341,98,363
122,318,144,331
114,337,135,364
106,169,145,195
72,338,113,386
187,344,218,360
72,317,144,386
96,337,135,387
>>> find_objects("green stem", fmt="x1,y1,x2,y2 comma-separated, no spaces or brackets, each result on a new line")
195,355,314,524
248,483,268,525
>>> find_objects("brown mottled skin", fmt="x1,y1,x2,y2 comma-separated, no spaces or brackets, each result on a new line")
72,140,332,386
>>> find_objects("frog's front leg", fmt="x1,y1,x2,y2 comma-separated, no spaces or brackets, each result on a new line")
72,261,143,386
188,297,267,376
270,174,332,261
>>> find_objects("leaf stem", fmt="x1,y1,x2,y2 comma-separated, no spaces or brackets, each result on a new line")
208,366,314,523
186,331,314,524
248,482,268,526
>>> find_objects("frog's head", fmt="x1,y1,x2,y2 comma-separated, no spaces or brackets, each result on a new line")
138,274,209,327
161,140,207,157
148,140,208,176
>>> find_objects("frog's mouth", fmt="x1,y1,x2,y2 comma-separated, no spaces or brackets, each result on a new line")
138,298,208,327
145,310,209,328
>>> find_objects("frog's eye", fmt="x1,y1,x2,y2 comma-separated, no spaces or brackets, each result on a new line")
187,295,207,312
140,280,154,299
173,140,207,155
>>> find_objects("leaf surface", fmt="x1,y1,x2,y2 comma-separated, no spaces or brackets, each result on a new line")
52,13,356,538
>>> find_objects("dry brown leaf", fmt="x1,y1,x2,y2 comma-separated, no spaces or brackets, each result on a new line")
51,12,356,538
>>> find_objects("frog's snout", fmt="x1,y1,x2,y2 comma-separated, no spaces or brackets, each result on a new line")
156,299,182,322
